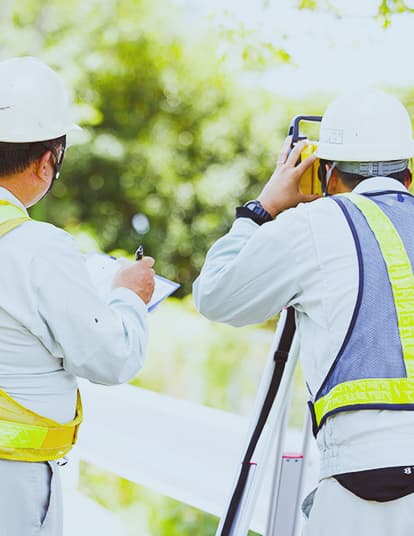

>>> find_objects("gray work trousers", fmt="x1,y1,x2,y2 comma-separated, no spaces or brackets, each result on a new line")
0,459,62,536
303,476,414,536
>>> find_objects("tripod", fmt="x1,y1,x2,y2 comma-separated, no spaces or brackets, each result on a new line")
215,308,313,536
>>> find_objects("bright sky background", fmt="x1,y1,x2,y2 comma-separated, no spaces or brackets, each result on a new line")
172,0,414,98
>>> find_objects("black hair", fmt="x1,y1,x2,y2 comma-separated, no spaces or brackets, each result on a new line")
320,159,408,191
0,135,66,177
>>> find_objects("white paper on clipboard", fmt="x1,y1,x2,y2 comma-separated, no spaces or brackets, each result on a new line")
84,252,180,312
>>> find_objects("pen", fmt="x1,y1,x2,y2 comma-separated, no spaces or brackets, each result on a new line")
135,245,144,261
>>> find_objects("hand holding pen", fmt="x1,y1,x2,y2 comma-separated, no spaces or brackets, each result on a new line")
112,244,155,303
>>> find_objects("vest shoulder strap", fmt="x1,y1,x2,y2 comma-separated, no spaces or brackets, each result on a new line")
341,192,414,376
0,200,30,237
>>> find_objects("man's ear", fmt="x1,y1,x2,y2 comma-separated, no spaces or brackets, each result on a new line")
326,164,339,195
34,150,53,182
404,168,412,190
327,167,353,194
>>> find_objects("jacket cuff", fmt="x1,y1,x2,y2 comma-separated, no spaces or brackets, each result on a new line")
109,287,148,313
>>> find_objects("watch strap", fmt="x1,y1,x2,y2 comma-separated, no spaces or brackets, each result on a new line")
236,200,273,225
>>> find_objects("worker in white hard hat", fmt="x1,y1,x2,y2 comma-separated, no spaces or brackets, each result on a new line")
0,57,154,535
193,89,414,536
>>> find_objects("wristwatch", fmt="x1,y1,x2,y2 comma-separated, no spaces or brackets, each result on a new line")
236,199,273,225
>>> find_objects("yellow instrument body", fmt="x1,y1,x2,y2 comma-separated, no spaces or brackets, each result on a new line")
299,142,321,196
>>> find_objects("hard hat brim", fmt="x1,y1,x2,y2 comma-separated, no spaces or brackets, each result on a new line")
0,122,82,143
315,141,414,162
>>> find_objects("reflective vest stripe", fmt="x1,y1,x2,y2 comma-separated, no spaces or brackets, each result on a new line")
0,387,82,451
0,202,83,461
343,193,414,377
0,421,48,449
314,193,414,428
0,200,30,235
314,378,414,426
0,200,28,222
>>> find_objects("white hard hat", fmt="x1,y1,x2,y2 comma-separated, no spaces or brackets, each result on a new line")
0,57,80,143
316,89,414,162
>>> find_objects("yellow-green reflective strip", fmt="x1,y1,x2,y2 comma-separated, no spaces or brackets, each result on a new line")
0,421,48,449
0,201,27,224
343,193,414,377
314,378,414,425
0,217,30,237
0,202,30,238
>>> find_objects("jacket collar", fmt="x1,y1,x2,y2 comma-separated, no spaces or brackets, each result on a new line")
353,177,409,195
0,187,28,215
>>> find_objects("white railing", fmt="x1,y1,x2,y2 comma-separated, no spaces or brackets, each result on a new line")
62,380,318,535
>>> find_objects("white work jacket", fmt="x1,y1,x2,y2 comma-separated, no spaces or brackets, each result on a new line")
0,187,148,424
193,177,414,478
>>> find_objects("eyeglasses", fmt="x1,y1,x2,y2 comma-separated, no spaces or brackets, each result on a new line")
42,140,66,180
42,141,65,166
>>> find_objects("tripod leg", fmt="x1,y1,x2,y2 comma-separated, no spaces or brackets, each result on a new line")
215,310,299,536
266,411,312,536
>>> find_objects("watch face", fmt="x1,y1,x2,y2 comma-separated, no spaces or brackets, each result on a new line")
242,199,272,222
245,201,259,210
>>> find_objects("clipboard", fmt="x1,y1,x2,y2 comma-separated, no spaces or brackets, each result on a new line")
84,252,180,312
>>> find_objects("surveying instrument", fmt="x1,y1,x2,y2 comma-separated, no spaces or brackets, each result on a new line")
215,117,322,536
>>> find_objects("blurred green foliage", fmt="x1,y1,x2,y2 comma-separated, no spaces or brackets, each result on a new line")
0,0,329,294
80,462,260,536
296,0,414,23
375,0,414,25
135,296,306,424
294,0,414,29
1,0,414,295
79,462,221,536
135,297,269,410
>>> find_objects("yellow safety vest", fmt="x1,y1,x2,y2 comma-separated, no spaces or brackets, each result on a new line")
0,201,82,461
312,192,414,430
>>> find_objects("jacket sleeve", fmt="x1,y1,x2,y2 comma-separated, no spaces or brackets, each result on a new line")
31,229,149,385
193,211,308,327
